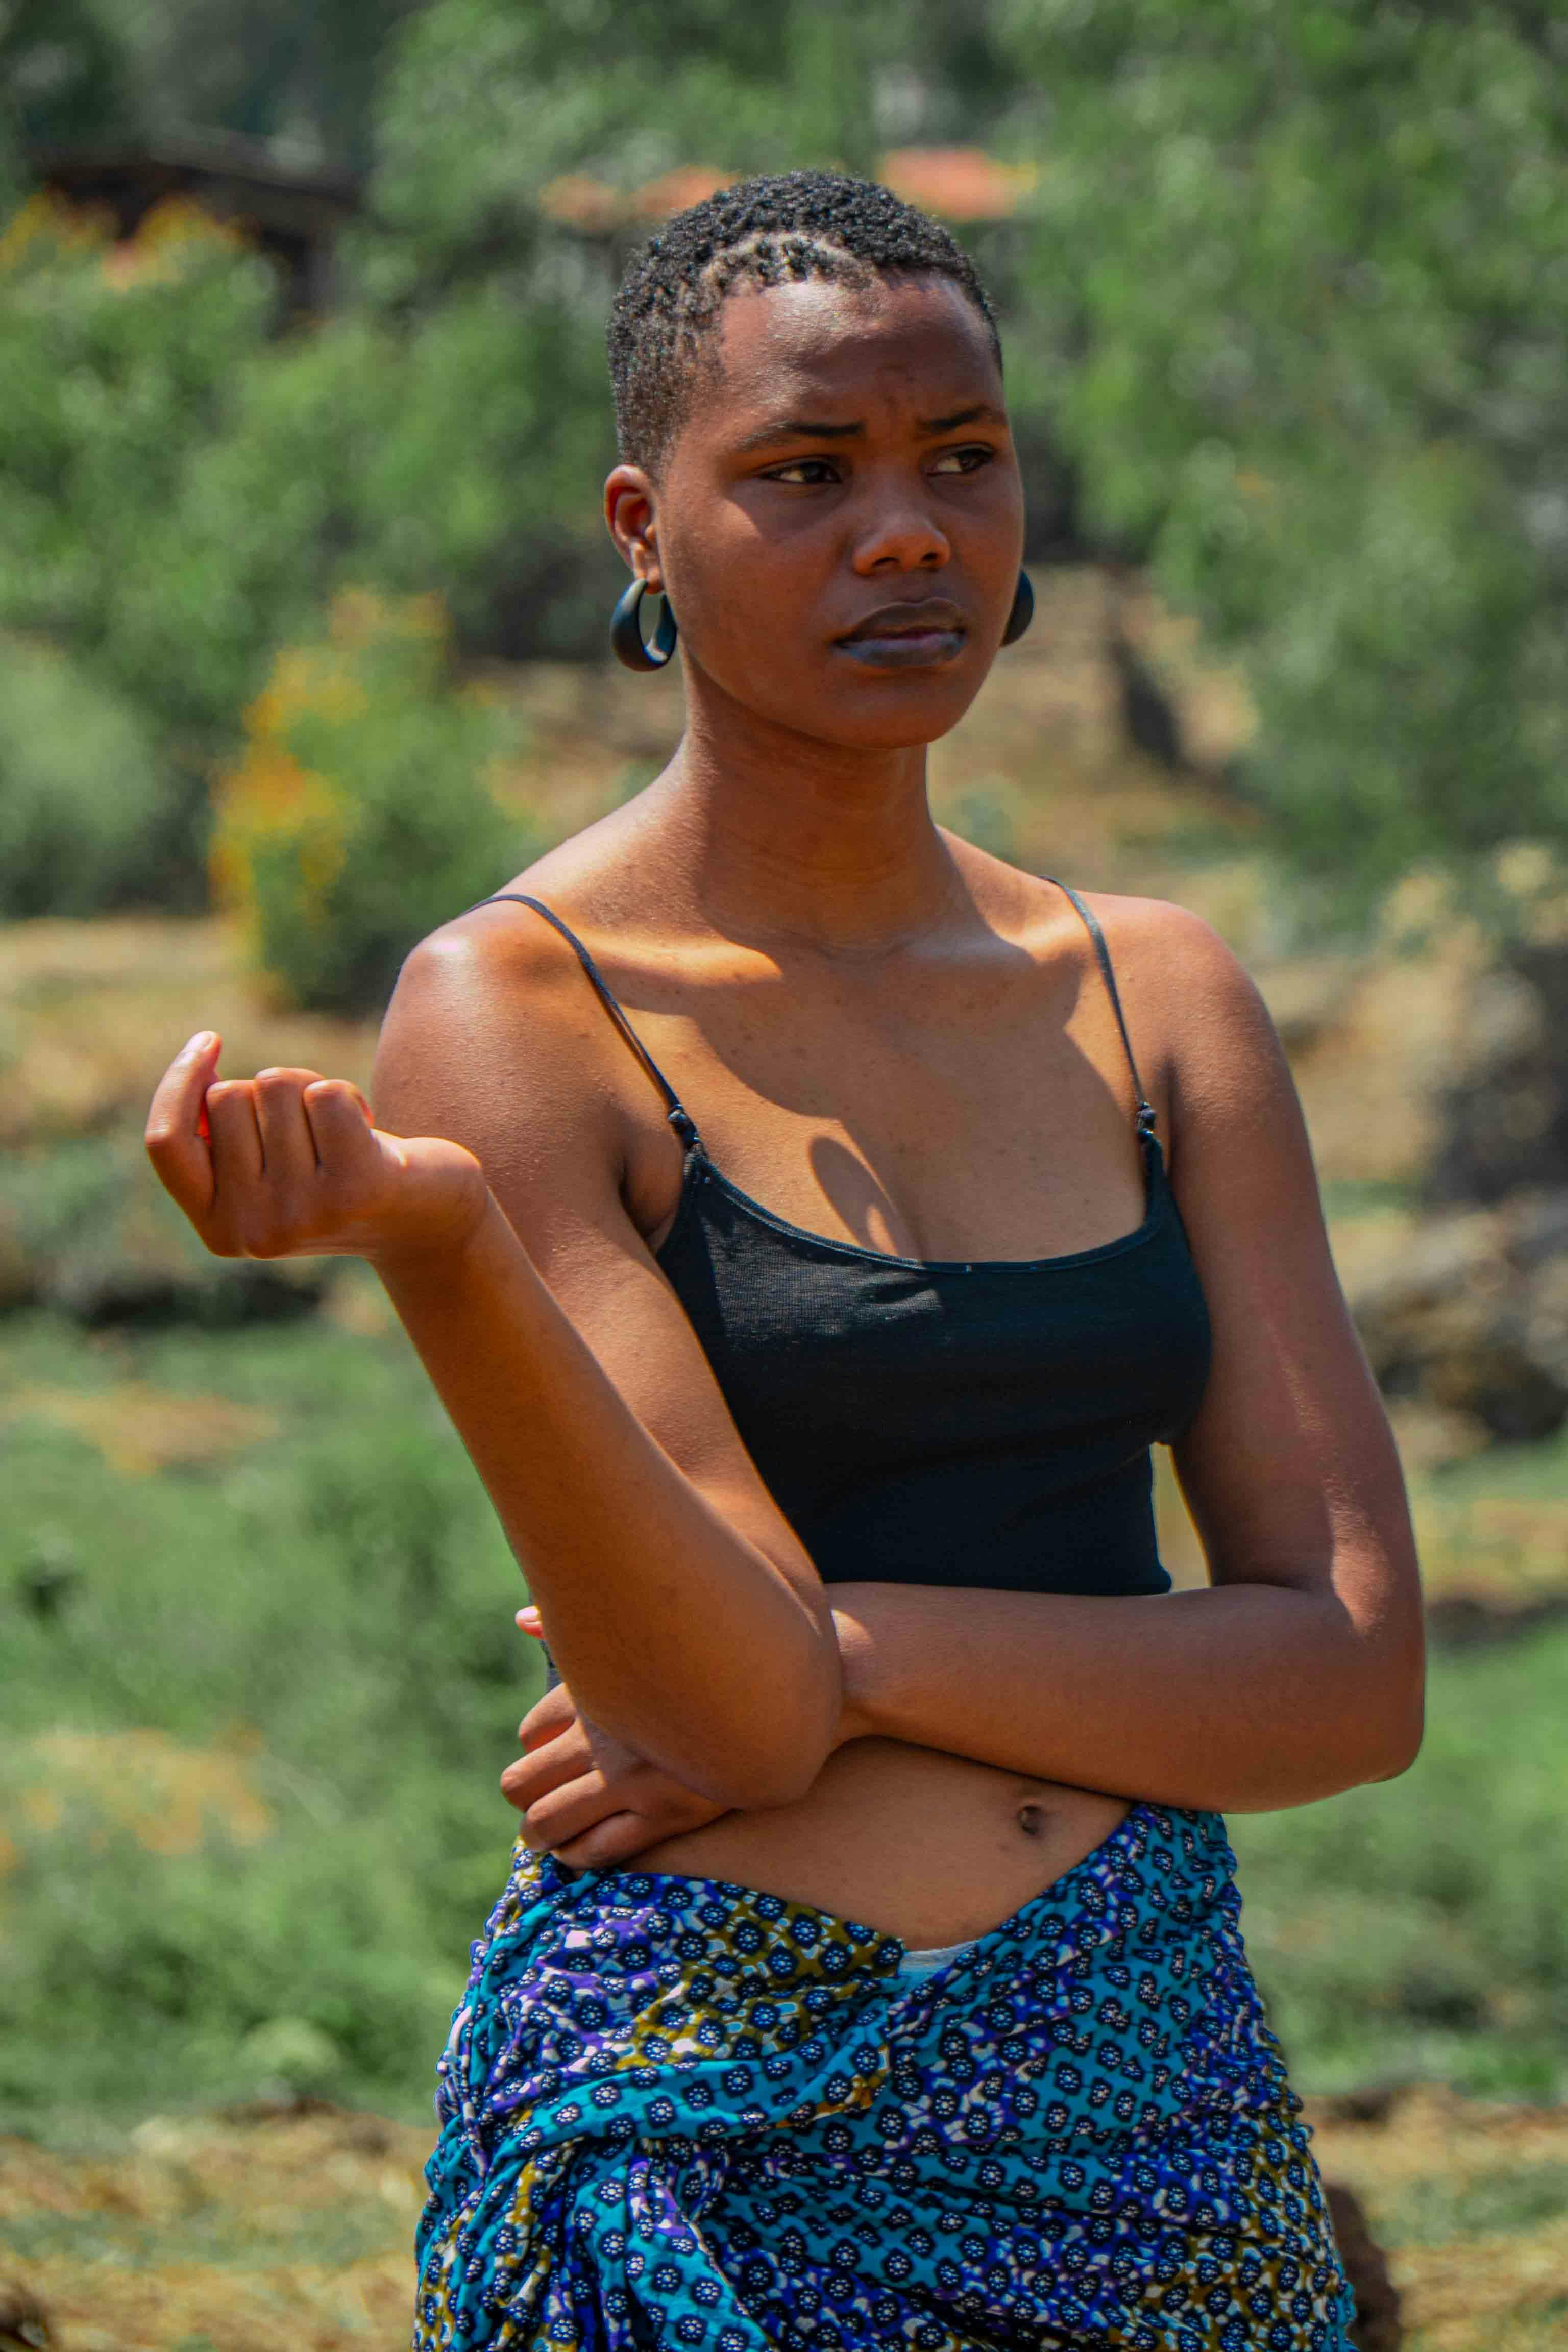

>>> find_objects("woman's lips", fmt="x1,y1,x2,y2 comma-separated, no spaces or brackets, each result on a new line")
834,600,969,669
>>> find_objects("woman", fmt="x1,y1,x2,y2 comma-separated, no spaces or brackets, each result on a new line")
146,174,1422,2350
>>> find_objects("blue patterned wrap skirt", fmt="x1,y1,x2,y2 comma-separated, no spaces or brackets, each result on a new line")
414,1803,1353,2351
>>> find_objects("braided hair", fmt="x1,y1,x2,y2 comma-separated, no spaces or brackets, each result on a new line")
607,169,1002,475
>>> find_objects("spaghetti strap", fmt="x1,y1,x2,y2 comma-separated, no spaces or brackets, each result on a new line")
1041,877,1158,1141
463,893,702,1150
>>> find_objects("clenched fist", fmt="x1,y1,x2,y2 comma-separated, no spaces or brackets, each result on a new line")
144,1031,491,1269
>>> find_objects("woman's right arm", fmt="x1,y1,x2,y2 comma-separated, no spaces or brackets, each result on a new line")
144,906,841,1809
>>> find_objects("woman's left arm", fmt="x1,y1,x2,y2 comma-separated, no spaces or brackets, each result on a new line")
830,900,1425,1811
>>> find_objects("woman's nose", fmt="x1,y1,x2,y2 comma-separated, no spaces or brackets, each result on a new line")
850,490,951,575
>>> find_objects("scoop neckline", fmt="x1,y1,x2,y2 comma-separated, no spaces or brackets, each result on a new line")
654,1132,1169,1278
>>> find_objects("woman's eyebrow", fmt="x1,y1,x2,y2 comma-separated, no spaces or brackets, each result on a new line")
919,402,1007,434
733,401,1005,455
734,417,866,452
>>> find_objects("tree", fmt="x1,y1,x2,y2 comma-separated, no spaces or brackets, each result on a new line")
80,0,420,174
990,0,1568,906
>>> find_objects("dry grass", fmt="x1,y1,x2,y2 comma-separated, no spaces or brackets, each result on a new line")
0,913,378,1155
2,2089,1565,2351
1410,1485,1568,1617
0,1383,277,1477
1307,2087,1568,2350
0,1731,276,1879
0,2106,428,2351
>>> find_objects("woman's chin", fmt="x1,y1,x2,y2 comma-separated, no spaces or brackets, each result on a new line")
742,670,988,754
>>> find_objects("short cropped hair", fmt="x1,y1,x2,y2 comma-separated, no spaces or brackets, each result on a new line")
607,169,1002,476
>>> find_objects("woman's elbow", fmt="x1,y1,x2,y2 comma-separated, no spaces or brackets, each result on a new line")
1368,1678,1425,1783
683,1736,828,1814
706,1754,822,1812
652,1650,836,1811
1353,1633,1426,1786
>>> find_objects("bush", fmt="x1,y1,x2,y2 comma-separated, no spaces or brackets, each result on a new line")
994,0,1568,903
0,1304,534,2120
0,633,190,915
0,193,285,906
1232,1620,1568,2100
209,590,532,1013
0,194,277,699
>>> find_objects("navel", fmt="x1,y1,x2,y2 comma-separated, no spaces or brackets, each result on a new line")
1016,1801,1046,1839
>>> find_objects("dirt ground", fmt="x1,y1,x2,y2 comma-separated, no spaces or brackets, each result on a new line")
2,2085,1566,2350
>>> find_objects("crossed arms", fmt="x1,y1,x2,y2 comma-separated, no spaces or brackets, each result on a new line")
148,892,1423,1853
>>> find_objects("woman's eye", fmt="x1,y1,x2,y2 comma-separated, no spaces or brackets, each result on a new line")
929,445,995,476
765,458,840,486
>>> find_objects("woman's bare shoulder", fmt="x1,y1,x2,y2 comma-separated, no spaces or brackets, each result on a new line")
955,840,1238,979
1051,885,1273,1088
976,866,1262,1081
369,814,660,1169
1049,883,1240,972
409,802,658,973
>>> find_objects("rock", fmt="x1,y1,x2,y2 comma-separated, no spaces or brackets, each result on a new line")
1255,959,1356,1055
1458,968,1548,1065
0,1201,33,1312
1512,1190,1568,1265
1410,1302,1565,1441
1326,2181,1404,2350
47,1247,330,1329
1523,1255,1568,1387
1424,1584,1568,1648
1317,2084,1406,2127
2,1129,334,1328
1382,1400,1491,1474
1427,941,1568,1204
0,2282,53,2351
1347,1191,1568,1443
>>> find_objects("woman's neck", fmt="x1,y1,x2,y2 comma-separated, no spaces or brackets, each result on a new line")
643,676,963,957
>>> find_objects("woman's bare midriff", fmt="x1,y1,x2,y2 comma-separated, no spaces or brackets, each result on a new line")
611,1736,1130,1948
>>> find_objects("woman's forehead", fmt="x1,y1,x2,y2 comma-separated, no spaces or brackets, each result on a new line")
701,274,1002,434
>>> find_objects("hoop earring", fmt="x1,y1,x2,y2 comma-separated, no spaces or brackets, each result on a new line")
611,578,678,672
1001,569,1034,647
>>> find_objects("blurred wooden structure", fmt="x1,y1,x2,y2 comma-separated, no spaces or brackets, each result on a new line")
27,130,360,317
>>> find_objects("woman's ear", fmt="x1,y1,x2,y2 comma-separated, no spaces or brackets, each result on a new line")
604,465,663,592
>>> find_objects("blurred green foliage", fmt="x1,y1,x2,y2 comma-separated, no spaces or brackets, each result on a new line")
0,204,276,707
0,1302,531,2119
361,0,1013,294
0,198,282,904
0,0,1564,917
0,633,176,915
1233,1611,1568,2099
993,0,1568,902
210,592,530,1012
1,0,415,176
0,0,133,164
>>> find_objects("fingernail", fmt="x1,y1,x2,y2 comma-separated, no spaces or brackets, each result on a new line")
187,1031,216,1053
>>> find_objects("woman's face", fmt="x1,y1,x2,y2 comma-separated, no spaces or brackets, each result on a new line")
606,272,1025,752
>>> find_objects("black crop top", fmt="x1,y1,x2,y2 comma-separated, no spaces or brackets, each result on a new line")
471,882,1212,1612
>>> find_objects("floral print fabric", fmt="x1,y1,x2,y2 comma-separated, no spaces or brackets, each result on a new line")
415,1803,1353,2351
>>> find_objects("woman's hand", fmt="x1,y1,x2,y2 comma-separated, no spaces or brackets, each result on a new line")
144,1032,491,1270
502,1610,733,1866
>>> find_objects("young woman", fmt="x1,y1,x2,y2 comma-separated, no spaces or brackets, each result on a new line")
147,174,1422,2351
